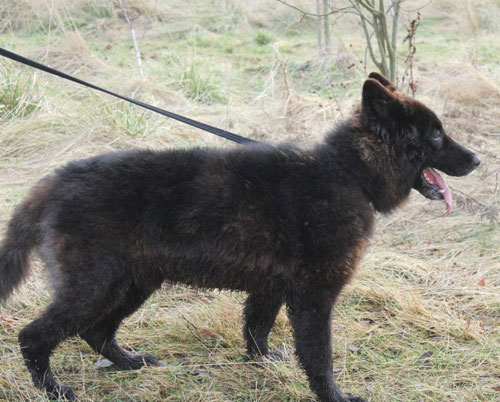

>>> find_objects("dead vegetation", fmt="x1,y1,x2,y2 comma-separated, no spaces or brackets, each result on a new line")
0,0,499,401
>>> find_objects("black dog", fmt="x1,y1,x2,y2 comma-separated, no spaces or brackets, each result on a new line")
0,73,480,401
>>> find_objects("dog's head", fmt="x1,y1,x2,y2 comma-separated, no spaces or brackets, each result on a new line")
361,72,480,213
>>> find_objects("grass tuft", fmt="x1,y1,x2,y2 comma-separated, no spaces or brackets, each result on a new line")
255,31,274,46
0,62,40,119
163,53,227,104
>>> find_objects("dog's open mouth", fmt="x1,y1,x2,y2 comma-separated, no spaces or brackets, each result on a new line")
415,168,452,213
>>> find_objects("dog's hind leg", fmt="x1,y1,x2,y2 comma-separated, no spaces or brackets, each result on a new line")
78,283,163,370
286,290,366,402
19,301,79,401
243,290,285,359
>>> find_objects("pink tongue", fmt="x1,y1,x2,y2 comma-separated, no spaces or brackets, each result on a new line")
424,168,452,213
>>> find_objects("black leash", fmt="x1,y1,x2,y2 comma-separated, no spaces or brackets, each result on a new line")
0,47,259,145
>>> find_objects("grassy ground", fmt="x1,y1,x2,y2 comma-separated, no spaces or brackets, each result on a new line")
0,0,499,401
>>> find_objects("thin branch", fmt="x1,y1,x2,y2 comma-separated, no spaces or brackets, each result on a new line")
377,1,394,79
371,11,388,74
378,0,391,57
452,187,488,209
349,0,375,26
363,38,370,76
275,0,352,17
391,0,401,51
316,0,322,50
179,311,212,351
390,0,401,82
352,0,383,71
322,0,331,52
117,0,143,77
400,0,432,12
357,0,382,16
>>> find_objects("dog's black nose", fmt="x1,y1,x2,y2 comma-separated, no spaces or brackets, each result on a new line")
472,155,481,167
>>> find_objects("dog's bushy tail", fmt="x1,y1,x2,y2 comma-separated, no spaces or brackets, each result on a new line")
0,180,51,301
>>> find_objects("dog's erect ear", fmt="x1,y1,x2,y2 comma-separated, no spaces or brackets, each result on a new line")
362,78,401,120
362,78,405,142
368,72,397,92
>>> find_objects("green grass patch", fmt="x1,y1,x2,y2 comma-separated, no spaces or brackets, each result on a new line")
0,62,40,119
255,30,274,46
161,53,227,104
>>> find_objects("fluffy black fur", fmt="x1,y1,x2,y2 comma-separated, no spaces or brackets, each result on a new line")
0,73,480,401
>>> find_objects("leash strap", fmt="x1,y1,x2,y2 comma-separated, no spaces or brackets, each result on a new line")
0,47,259,145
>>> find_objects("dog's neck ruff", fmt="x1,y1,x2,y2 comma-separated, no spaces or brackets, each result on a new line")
327,128,411,214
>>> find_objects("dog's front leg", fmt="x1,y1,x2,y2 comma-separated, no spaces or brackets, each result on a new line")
287,290,366,402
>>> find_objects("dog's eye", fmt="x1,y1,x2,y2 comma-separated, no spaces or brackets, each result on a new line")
431,130,442,141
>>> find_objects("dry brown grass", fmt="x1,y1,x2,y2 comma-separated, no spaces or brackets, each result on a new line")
1,0,499,401
435,65,500,107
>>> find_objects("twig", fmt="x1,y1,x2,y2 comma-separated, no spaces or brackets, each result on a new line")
184,360,277,368
389,0,401,81
399,0,432,12
451,187,487,208
117,0,143,77
351,1,384,72
316,0,322,50
178,311,212,351
275,0,352,17
357,0,382,16
402,11,421,96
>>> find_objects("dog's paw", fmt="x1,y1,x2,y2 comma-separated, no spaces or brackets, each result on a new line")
264,345,292,362
140,353,164,367
47,384,77,401
112,352,164,370
346,397,367,402
265,349,288,361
